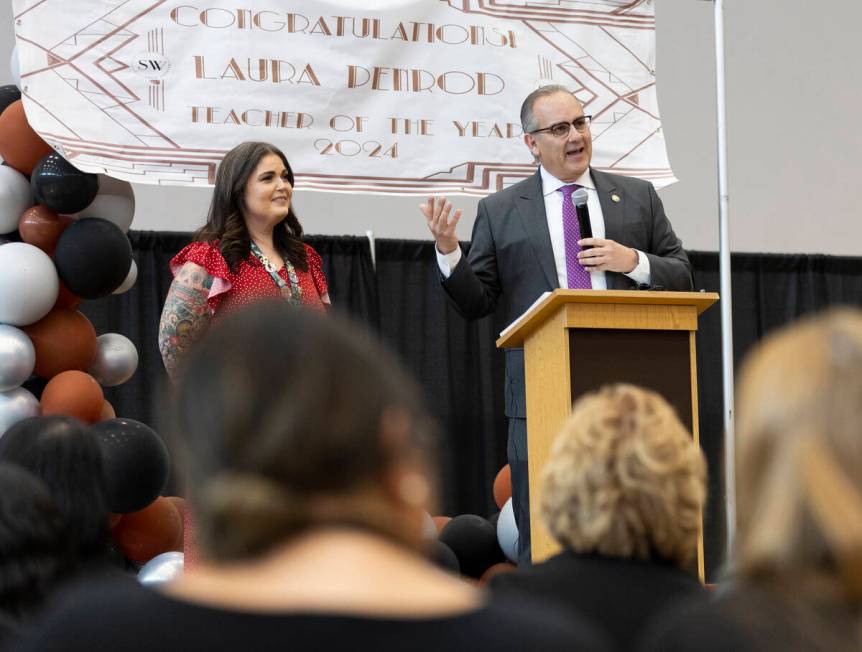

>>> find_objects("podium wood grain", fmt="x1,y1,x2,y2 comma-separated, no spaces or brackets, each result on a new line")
498,290,718,579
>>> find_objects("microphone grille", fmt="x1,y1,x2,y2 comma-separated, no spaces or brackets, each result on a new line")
571,188,589,207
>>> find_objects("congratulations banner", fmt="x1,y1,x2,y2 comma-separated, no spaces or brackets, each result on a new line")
12,0,675,194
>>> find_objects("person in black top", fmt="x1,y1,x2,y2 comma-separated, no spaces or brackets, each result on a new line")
0,415,110,563
15,305,607,652
0,462,74,646
640,309,862,652
491,384,707,650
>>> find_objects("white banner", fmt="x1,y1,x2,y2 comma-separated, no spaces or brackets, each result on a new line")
12,0,675,195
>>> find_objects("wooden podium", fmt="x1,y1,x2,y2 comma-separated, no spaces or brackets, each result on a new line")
496,289,719,576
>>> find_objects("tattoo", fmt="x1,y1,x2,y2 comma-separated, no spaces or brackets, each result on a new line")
158,262,214,378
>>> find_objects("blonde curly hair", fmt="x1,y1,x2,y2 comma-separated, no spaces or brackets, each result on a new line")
540,383,706,566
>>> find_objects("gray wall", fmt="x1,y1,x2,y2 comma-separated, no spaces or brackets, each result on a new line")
3,1,860,254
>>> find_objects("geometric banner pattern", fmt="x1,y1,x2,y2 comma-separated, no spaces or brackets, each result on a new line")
14,0,675,194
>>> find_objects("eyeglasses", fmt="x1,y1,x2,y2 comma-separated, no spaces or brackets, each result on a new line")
529,116,592,138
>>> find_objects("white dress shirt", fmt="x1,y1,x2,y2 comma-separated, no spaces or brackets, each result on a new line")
436,167,651,288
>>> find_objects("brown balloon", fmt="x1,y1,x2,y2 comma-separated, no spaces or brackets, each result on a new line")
0,100,54,175
23,307,97,378
18,205,73,256
433,516,452,533
53,281,81,309
479,562,517,585
113,496,182,563
98,399,116,421
40,370,104,423
493,464,512,509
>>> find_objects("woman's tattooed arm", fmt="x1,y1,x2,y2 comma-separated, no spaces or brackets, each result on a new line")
158,262,214,379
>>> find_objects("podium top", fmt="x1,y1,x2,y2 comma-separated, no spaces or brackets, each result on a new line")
496,289,719,348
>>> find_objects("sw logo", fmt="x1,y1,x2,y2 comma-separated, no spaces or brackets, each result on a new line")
131,53,171,79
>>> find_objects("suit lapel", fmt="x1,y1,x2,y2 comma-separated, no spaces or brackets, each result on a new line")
593,168,624,244
515,171,558,289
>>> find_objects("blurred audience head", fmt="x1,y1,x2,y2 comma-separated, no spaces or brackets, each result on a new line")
541,383,706,566
736,307,862,597
170,303,438,562
0,462,74,620
0,416,109,559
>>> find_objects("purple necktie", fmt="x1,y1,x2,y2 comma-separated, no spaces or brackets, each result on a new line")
560,184,592,289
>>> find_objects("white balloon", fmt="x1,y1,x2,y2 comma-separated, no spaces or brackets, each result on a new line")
0,386,40,437
10,45,20,89
0,243,59,326
0,166,34,234
496,498,519,564
112,259,137,294
88,332,138,386
137,551,184,587
0,324,35,391
71,175,135,232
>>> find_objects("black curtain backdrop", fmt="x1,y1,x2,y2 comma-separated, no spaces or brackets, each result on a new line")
80,233,862,581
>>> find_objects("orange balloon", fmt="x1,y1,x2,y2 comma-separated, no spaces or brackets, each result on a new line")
53,281,81,309
113,496,182,563
166,497,187,551
166,496,187,520
40,370,104,423
432,516,452,534
108,513,123,529
23,307,97,378
493,464,512,509
0,101,54,175
18,205,73,256
98,399,116,421
479,561,517,585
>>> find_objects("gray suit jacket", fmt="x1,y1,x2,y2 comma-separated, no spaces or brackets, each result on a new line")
442,168,692,418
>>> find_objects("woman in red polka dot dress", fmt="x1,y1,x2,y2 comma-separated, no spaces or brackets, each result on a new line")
158,141,329,379
158,142,330,568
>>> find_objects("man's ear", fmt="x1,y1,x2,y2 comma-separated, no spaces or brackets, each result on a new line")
523,133,540,161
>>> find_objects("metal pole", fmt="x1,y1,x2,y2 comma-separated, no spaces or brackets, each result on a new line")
712,0,736,559
366,229,377,271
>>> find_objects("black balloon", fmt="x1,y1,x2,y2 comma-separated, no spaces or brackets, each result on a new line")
89,418,170,514
428,540,460,574
0,85,21,117
31,152,99,214
438,514,505,579
54,218,132,299
21,376,49,401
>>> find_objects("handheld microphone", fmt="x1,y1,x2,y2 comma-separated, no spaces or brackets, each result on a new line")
571,188,593,248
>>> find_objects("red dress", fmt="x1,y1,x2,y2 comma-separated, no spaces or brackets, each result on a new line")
169,240,328,317
169,240,328,570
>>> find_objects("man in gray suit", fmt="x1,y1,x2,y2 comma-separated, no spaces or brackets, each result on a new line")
420,85,692,564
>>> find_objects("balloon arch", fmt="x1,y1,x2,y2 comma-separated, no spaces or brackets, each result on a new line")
0,66,184,576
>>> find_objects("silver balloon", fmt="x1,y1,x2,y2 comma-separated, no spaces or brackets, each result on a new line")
0,243,59,326
72,175,135,231
137,551,183,587
0,387,40,437
112,259,137,295
0,165,34,235
0,325,35,391
88,333,138,386
10,44,20,89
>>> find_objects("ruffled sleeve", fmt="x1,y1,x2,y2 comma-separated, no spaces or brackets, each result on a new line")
169,241,233,313
304,244,329,299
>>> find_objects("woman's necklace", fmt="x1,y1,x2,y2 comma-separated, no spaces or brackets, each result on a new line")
249,240,302,306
